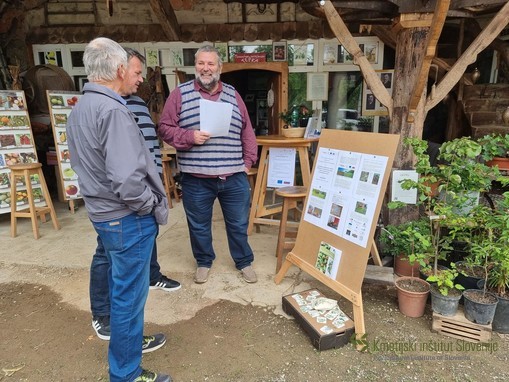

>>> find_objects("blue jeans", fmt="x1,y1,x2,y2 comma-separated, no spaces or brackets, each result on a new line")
92,213,157,382
90,226,161,317
181,172,254,270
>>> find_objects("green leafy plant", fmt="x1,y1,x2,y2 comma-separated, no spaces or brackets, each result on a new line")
426,263,464,296
478,133,509,161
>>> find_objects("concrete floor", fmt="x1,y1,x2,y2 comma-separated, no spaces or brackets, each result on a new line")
0,198,316,326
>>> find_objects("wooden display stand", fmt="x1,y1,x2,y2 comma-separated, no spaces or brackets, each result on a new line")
248,135,319,235
275,130,399,346
0,90,45,216
47,91,83,213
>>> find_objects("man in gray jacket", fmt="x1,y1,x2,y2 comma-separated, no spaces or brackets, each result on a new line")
66,37,171,382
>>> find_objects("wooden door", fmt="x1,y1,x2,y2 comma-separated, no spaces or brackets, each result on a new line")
222,62,288,135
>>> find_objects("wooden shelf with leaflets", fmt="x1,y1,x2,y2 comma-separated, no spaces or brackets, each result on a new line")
47,90,82,213
0,90,47,214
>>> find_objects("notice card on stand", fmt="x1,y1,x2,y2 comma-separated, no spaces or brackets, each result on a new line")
199,99,233,136
391,170,418,204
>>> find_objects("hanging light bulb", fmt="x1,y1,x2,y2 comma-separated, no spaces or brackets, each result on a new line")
502,106,509,125
472,68,480,84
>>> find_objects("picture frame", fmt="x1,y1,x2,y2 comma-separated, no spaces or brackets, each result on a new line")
273,41,287,62
145,48,160,67
306,72,329,101
214,42,228,63
362,69,394,116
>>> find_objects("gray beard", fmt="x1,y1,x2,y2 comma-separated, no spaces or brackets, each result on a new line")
196,75,219,91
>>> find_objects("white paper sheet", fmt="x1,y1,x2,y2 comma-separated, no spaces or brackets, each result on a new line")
267,147,296,188
199,99,233,136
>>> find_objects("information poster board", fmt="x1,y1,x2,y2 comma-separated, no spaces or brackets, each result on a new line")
47,91,82,208
275,129,399,340
0,90,45,214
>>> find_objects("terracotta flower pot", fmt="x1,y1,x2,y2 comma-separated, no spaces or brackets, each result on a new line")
395,277,430,318
394,254,420,277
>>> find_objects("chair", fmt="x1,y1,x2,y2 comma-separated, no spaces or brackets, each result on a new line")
161,154,180,209
274,186,307,273
8,163,60,239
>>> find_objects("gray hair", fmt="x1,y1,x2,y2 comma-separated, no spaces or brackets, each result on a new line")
195,45,223,67
84,37,128,82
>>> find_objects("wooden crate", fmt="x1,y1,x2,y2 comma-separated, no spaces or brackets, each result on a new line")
432,307,492,343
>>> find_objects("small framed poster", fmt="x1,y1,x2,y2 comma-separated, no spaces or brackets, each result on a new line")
145,48,160,67
214,42,228,63
273,41,287,62
306,72,329,101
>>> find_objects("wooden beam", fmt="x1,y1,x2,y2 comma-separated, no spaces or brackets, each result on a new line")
408,0,450,122
322,1,393,118
149,0,180,41
426,1,509,112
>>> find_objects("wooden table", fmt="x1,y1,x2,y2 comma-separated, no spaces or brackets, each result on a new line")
248,135,319,235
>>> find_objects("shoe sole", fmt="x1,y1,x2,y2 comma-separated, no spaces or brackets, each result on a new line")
149,284,182,292
142,338,167,354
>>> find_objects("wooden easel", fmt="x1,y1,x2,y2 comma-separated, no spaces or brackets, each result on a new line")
274,130,399,347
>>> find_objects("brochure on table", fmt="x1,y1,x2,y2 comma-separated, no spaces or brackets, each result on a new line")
47,91,82,201
0,90,44,214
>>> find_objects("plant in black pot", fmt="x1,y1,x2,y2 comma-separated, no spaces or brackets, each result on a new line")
475,192,509,332
425,263,464,316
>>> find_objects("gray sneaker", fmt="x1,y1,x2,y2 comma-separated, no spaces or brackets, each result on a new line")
240,265,257,283
142,333,166,353
133,369,172,382
195,267,210,284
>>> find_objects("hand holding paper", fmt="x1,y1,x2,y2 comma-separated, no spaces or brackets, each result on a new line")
199,99,233,137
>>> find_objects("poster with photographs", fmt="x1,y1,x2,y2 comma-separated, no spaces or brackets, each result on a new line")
47,90,83,202
0,90,44,213
362,69,394,116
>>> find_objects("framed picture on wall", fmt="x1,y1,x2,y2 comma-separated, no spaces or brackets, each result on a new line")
362,69,394,116
214,42,228,63
145,48,160,67
273,41,287,61
306,72,329,101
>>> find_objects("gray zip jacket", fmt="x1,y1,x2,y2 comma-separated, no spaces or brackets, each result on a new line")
66,82,168,225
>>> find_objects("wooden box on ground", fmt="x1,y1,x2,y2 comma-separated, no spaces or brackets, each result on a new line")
432,307,492,343
282,289,354,351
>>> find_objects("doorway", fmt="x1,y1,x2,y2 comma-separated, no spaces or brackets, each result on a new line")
222,62,288,136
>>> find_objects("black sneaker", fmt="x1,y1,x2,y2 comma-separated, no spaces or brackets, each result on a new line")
133,369,172,382
92,315,110,341
149,275,182,292
142,333,166,354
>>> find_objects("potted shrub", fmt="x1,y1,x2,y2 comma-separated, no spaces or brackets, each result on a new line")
395,276,430,318
390,218,433,318
436,136,498,214
463,236,499,325
478,133,509,171
474,192,509,332
380,219,427,277
426,263,464,316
